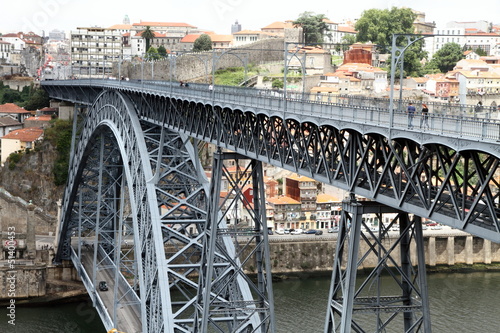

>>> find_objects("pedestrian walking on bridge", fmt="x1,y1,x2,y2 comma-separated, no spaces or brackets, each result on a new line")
420,103,429,129
407,102,416,129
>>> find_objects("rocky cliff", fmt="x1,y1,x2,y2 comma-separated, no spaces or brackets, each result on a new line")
0,139,64,217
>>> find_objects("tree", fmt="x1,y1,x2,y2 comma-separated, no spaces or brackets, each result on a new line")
271,78,283,89
23,88,49,110
474,47,487,56
429,43,464,73
293,12,331,44
157,45,167,58
335,34,356,53
141,26,155,52
355,7,426,76
355,7,416,52
193,34,212,52
146,46,160,60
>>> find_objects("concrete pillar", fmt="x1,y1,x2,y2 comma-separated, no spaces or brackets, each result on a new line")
484,239,492,264
53,199,62,251
465,235,474,265
0,205,3,260
27,201,36,259
447,236,455,266
428,237,436,266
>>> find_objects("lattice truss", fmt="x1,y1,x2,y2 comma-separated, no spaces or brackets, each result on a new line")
325,200,431,333
130,92,275,332
194,151,274,333
138,96,499,239
56,90,276,333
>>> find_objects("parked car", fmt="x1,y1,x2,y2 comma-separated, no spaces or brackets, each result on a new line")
304,229,317,234
275,229,285,235
291,229,303,235
328,227,339,233
315,230,323,235
284,228,291,234
99,281,108,291
267,229,273,235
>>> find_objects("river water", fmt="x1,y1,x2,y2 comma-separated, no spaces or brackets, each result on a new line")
1,271,500,332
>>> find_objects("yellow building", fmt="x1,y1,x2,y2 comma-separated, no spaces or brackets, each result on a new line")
1,127,44,165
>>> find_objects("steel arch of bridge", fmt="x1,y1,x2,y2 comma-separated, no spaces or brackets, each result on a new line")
56,90,273,332
44,81,500,332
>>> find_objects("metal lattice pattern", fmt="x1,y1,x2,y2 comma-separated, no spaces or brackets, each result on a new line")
55,90,275,333
128,93,500,242
325,201,431,333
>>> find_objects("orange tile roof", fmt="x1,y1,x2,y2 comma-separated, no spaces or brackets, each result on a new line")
286,174,315,182
267,196,300,205
316,193,341,203
25,115,52,121
262,21,294,30
2,127,43,141
108,24,132,30
210,34,233,43
338,26,357,33
180,34,201,43
0,103,29,114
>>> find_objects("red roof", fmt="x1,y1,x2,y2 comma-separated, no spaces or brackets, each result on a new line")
2,127,44,142
25,115,52,122
180,34,202,43
0,103,29,114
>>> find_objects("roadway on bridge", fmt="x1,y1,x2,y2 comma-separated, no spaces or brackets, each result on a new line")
78,246,142,333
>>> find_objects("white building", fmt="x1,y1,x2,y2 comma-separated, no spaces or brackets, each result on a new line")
0,41,11,63
70,27,123,78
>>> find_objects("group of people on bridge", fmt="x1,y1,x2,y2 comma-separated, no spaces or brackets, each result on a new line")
407,102,429,130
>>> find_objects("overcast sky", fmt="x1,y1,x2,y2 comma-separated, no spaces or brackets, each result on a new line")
1,0,499,36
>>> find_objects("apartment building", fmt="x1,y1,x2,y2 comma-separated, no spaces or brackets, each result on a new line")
70,27,123,78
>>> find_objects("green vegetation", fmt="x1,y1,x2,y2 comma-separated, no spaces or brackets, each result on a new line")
193,34,212,52
426,43,464,73
214,66,259,86
293,11,331,44
0,82,49,110
141,26,155,52
44,119,73,186
146,46,161,60
355,7,426,76
271,78,283,89
7,152,22,170
157,45,167,58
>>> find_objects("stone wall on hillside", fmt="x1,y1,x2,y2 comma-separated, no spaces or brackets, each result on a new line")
242,234,500,275
116,38,286,82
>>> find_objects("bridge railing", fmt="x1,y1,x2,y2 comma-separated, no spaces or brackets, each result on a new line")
44,79,500,142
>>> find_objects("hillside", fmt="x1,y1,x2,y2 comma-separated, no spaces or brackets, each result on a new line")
0,130,66,217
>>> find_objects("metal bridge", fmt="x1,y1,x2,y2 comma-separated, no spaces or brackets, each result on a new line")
42,79,500,333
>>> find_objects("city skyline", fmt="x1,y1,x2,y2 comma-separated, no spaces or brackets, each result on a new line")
1,0,499,37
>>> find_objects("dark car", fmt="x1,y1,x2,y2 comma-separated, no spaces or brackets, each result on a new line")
99,281,108,291
315,230,323,235
304,229,317,234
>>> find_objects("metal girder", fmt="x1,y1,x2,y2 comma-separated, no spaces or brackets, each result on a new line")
195,151,274,333
55,89,275,333
41,83,500,244
325,198,431,333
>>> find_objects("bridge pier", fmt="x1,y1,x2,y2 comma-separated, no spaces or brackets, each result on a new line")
325,197,432,333
196,150,275,332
